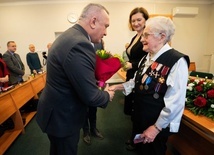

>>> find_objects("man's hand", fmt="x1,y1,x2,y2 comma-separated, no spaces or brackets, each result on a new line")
108,85,117,91
104,84,115,101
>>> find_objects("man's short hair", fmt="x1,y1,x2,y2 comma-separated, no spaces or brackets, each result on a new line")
7,41,15,47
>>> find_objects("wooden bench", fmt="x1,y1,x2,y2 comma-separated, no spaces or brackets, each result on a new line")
0,73,46,154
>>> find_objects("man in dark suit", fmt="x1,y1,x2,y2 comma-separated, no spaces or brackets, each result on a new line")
3,41,25,85
36,3,114,155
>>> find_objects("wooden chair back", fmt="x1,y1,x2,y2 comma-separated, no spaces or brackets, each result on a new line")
189,62,196,72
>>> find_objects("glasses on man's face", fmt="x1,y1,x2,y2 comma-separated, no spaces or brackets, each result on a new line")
141,32,160,39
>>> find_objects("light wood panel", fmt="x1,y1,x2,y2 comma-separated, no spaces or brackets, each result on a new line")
0,94,17,124
150,14,173,19
117,69,126,81
10,84,35,109
31,75,46,94
189,62,196,71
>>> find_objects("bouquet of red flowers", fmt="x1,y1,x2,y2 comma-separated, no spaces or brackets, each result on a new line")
95,49,124,88
186,78,214,120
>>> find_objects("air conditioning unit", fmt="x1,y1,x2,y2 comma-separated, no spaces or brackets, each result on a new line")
173,7,199,17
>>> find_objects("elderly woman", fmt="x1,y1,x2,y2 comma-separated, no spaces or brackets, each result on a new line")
109,16,190,155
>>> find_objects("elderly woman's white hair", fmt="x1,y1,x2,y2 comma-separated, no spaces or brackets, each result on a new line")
145,16,175,44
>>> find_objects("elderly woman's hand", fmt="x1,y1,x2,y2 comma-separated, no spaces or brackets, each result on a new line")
140,125,160,143
108,84,125,91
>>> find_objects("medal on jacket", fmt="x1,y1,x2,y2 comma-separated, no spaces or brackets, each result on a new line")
144,76,152,90
139,85,144,90
153,83,161,99
153,93,160,99
153,65,170,99
153,63,163,78
158,66,169,84
139,74,147,90
149,62,158,76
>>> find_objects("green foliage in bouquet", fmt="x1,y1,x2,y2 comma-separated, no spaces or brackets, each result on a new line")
186,78,214,120
96,49,125,68
96,49,111,59
113,54,126,67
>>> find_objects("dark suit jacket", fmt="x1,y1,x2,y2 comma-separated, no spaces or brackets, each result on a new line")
2,51,25,85
36,24,109,137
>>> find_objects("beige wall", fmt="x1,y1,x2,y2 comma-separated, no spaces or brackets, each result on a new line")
0,1,213,82
208,4,214,53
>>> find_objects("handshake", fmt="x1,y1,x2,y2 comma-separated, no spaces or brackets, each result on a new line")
104,83,123,102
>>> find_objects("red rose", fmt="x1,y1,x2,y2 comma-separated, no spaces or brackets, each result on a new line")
198,81,204,85
207,89,214,98
194,96,207,107
190,79,195,83
195,85,203,92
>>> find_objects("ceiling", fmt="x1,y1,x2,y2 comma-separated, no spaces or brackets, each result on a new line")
0,0,213,4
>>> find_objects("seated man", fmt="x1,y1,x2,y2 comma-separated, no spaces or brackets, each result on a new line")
26,44,43,74
3,41,25,85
